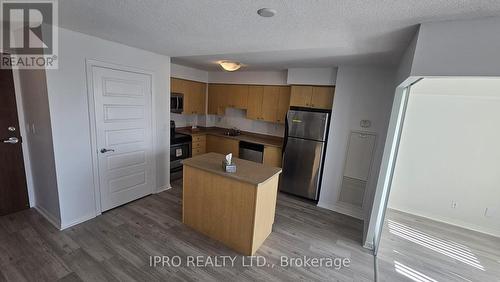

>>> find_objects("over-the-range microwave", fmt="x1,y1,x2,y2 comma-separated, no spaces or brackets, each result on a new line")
171,93,184,113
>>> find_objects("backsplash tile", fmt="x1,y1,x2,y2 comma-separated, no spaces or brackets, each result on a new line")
172,108,284,137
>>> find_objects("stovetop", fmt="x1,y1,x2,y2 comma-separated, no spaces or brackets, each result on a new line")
171,132,192,145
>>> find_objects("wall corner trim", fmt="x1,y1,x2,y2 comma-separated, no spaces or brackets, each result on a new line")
34,205,61,230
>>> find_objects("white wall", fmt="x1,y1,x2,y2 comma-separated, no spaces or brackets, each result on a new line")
411,17,500,77
318,66,396,220
17,69,61,225
287,67,337,85
396,29,419,86
208,70,287,85
388,78,500,237
366,16,500,250
44,27,170,229
171,63,208,82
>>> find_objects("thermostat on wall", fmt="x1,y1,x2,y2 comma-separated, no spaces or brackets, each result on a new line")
360,120,372,128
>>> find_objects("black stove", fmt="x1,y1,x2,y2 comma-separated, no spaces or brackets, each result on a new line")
170,121,192,181
170,120,192,144
172,132,192,144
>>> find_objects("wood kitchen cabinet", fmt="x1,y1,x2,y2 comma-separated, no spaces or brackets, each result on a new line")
311,86,335,109
227,84,248,109
261,86,281,122
208,84,226,115
171,77,186,93
191,134,207,156
276,86,291,124
263,146,282,167
171,77,207,115
290,85,335,109
208,84,248,114
289,85,313,108
247,86,289,123
206,135,239,157
246,85,264,120
184,81,206,115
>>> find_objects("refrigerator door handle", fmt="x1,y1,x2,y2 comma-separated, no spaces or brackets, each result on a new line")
283,112,289,154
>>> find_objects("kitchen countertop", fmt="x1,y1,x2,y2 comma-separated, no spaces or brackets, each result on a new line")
182,152,282,185
176,126,283,148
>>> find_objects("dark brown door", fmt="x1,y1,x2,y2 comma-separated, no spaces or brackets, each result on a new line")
0,62,30,216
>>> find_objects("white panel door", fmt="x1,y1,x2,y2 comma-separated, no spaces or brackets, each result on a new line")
92,66,153,211
344,132,376,181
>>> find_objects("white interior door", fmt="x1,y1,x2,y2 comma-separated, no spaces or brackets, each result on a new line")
344,132,376,181
92,66,154,211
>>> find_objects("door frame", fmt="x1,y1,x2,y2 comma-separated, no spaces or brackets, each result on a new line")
6,64,35,208
85,59,157,216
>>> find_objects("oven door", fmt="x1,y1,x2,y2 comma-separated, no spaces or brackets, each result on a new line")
170,142,191,167
170,142,191,180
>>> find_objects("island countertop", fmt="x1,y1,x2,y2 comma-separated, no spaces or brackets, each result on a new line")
182,152,282,185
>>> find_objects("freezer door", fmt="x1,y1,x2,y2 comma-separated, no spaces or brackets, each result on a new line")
279,137,325,200
287,110,329,141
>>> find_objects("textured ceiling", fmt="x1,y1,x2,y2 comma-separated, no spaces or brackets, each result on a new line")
59,0,500,70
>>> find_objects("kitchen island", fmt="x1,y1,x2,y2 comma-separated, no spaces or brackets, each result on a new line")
182,153,282,255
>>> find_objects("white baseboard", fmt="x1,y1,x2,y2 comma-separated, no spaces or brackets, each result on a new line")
389,207,500,238
34,205,61,229
155,185,172,193
60,213,96,230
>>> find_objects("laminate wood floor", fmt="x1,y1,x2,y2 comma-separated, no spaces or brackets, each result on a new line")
0,180,375,282
376,209,500,282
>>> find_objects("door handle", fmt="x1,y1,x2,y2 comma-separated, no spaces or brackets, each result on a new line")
3,137,19,144
100,148,115,153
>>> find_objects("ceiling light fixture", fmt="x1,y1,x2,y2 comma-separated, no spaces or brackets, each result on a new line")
257,8,276,18
219,60,242,72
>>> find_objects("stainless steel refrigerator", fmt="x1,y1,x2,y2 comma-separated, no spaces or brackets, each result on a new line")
279,108,330,201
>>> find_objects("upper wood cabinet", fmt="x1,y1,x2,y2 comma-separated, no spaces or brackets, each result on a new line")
208,84,248,114
208,84,226,115
290,85,335,109
311,86,335,109
228,84,248,109
246,85,264,120
207,83,291,124
171,77,186,93
261,86,280,122
171,77,207,115
247,86,288,123
276,86,291,124
289,86,313,108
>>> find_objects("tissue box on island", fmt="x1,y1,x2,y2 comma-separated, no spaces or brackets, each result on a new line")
222,153,237,173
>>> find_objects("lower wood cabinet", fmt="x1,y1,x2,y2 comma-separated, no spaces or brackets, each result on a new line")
202,134,281,167
206,135,239,158
191,134,206,156
263,146,282,167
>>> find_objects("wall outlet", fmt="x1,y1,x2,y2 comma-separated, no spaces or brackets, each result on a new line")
451,201,458,209
485,208,499,218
